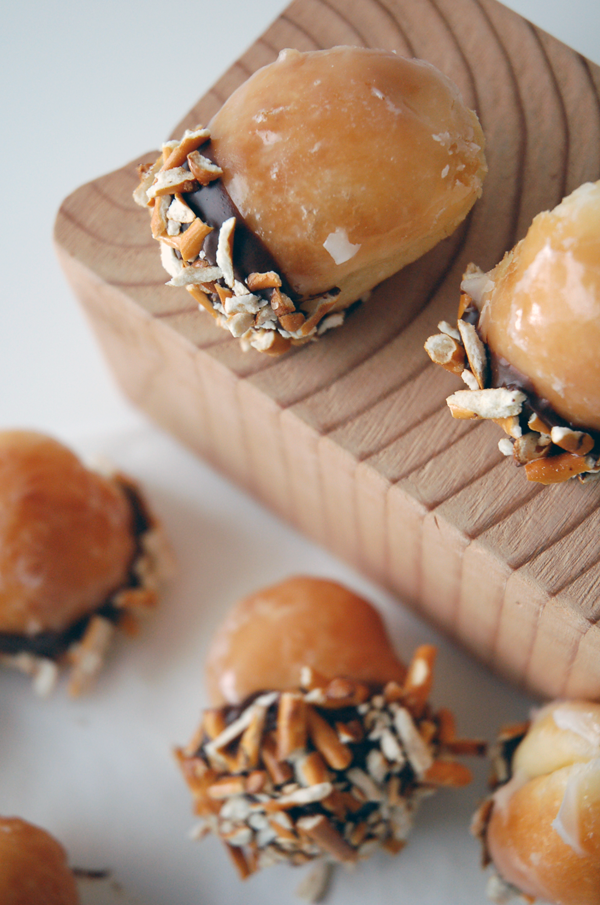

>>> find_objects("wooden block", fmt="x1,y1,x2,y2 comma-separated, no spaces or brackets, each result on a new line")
54,0,600,700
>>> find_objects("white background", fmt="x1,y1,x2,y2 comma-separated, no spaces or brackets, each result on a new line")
1,3,599,904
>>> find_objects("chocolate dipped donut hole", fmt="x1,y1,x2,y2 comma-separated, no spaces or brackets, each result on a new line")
473,701,600,905
0,816,79,905
135,46,486,353
425,181,600,483
177,577,481,883
0,430,172,695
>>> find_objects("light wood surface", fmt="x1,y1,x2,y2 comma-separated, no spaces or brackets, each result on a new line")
55,0,600,701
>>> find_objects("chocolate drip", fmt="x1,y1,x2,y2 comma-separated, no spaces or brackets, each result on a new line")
182,158,299,300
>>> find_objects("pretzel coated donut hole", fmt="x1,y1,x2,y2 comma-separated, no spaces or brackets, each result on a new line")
478,181,600,432
0,430,136,636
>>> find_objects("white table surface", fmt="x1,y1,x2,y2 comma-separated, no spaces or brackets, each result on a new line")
1,3,598,904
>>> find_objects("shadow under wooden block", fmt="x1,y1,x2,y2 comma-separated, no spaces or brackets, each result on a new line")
55,0,600,700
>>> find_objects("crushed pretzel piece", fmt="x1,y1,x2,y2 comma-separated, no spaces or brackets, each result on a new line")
270,286,296,316
527,412,551,435
224,293,260,316
297,814,358,864
279,312,306,333
424,760,473,787
216,217,236,288
186,283,218,318
335,719,364,744
167,194,195,223
317,312,345,334
239,706,269,770
307,707,352,770
67,616,115,697
167,261,222,287
298,294,338,335
187,150,224,185
207,776,246,799
524,451,593,484
161,127,210,170
249,329,292,355
296,751,330,787
277,692,308,760
205,693,277,759
264,782,334,811
550,426,594,456
461,369,480,390
227,311,255,337
225,843,255,880
133,155,164,207
176,218,213,263
424,333,465,374
393,708,433,778
261,733,295,786
150,194,171,239
513,432,551,465
457,319,488,388
402,644,436,717
447,388,526,420
438,320,461,341
458,289,473,319
295,860,334,903
493,416,522,440
147,167,198,199
247,271,282,291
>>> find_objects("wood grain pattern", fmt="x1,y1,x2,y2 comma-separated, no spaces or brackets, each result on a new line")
54,0,600,700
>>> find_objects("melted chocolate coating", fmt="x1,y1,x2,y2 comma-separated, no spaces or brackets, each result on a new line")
182,152,299,300
0,604,120,659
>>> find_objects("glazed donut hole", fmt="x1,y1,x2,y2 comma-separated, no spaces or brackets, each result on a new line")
0,815,79,905
0,429,172,695
177,576,483,883
474,700,600,905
